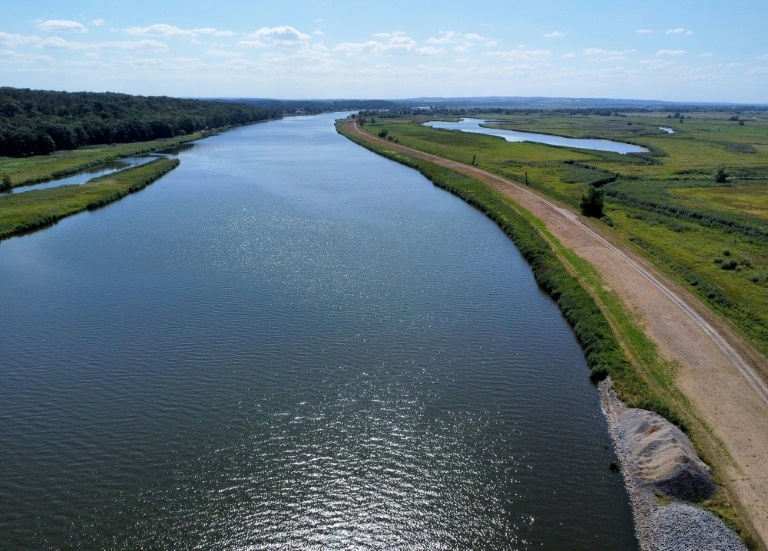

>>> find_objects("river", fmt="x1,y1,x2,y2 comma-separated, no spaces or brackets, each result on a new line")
0,113,637,549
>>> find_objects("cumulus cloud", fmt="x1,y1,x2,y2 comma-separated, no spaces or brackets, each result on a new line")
657,49,686,56
92,19,105,27
126,24,233,38
244,26,310,47
544,31,566,38
563,52,576,58
37,20,87,33
0,32,41,48
584,48,635,61
666,28,693,35
335,33,440,57
635,29,654,34
36,37,168,52
486,48,552,60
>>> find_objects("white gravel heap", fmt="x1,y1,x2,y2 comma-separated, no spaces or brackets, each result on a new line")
599,379,747,551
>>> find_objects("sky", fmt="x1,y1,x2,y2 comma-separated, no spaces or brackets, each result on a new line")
2,0,767,103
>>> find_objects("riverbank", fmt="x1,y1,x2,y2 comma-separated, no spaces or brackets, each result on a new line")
600,380,747,551
0,132,201,190
0,157,179,241
340,117,768,549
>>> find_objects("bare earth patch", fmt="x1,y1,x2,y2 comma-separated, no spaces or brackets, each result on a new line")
346,121,768,547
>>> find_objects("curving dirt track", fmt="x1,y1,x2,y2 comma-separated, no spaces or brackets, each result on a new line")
345,120,768,547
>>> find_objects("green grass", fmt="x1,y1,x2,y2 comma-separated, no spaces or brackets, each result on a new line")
0,157,179,240
0,132,200,188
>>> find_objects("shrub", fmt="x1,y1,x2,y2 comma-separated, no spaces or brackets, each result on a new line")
580,184,604,218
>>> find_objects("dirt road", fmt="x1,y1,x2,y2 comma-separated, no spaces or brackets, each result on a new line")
345,120,768,547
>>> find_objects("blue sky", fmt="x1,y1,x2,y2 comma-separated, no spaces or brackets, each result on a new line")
2,0,767,102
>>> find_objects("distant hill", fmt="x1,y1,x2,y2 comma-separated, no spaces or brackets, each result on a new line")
206,98,397,113
398,96,759,108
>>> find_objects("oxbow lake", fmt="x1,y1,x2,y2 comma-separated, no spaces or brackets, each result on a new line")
0,112,638,549
424,118,649,154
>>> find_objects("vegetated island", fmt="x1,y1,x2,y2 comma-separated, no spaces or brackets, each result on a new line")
339,105,768,550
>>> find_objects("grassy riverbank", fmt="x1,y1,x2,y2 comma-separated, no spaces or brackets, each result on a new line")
0,132,199,189
338,118,757,547
0,157,179,241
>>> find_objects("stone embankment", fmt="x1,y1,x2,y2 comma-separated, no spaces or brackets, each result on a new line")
600,379,747,551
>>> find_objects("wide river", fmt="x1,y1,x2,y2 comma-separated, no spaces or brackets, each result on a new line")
0,113,637,549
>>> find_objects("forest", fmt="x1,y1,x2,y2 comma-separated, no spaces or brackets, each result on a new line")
0,87,279,157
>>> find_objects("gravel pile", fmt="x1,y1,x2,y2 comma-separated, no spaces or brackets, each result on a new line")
649,503,747,551
599,379,747,551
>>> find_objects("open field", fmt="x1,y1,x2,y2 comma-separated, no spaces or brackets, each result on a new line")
342,113,768,549
0,157,179,240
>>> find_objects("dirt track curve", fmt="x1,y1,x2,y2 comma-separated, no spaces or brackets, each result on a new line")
346,120,768,547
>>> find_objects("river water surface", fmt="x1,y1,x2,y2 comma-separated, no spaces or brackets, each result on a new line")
0,113,637,549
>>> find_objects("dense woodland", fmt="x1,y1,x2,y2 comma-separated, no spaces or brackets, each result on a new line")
0,87,279,157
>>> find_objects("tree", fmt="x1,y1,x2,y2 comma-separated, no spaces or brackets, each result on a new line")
715,166,728,183
0,174,11,192
580,184,604,218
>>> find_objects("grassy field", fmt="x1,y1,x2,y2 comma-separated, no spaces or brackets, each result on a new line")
0,157,179,240
0,132,201,188
358,111,768,359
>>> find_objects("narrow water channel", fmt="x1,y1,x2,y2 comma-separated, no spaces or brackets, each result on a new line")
0,113,638,549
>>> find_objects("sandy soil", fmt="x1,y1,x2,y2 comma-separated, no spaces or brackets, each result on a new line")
345,121,768,547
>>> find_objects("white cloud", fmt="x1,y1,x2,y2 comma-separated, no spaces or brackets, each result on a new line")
748,67,768,75
334,33,433,58
237,39,267,48
666,28,693,35
759,54,768,60
635,29,654,34
701,52,713,57
206,49,243,58
544,31,566,38
125,24,233,38
584,48,635,61
312,29,324,36
416,46,445,56
657,49,686,56
0,32,41,48
563,52,576,59
92,19,105,27
36,37,168,52
245,26,310,47
486,48,552,60
37,20,88,33
0,48,55,64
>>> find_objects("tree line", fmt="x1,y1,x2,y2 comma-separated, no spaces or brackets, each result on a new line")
0,87,279,157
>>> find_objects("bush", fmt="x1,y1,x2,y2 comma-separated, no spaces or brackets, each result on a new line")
580,184,604,218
